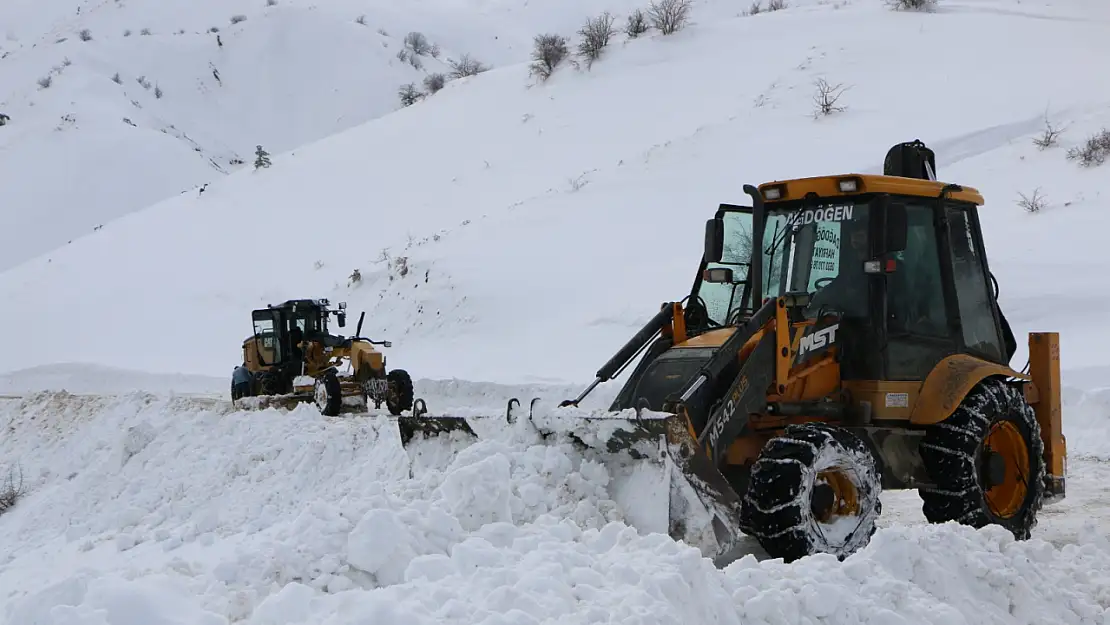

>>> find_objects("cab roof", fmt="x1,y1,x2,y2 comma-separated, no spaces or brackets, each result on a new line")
757,174,984,206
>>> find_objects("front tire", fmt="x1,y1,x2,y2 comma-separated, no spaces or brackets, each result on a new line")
918,378,1045,539
739,423,882,563
314,370,342,417
385,369,414,416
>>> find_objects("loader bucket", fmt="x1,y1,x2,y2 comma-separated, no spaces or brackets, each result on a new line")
525,403,748,559
392,396,748,559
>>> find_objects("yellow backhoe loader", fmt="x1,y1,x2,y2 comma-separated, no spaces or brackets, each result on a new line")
397,140,1067,564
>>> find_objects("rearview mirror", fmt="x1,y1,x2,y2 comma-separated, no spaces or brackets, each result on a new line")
703,267,734,283
704,218,724,263
869,195,908,255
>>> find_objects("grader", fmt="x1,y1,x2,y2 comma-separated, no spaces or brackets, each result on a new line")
539,140,1068,563
234,298,414,417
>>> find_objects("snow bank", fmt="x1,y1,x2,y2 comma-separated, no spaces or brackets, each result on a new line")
2,390,1110,625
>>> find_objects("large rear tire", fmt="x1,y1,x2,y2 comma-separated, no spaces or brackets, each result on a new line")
386,369,414,416
739,422,882,563
918,378,1044,539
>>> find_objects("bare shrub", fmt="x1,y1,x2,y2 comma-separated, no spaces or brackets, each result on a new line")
123,29,132,36
0,465,24,516
448,54,488,79
398,82,423,106
37,75,52,89
1066,129,1110,168
1017,188,1047,214
355,15,367,25
529,34,569,81
885,0,938,11
266,0,277,5
79,29,93,41
767,0,788,10
812,78,848,117
748,2,763,15
648,0,692,35
140,28,152,35
154,85,163,98
1032,113,1067,150
136,75,152,89
230,14,247,24
396,48,423,69
423,72,446,94
208,26,220,33
625,9,649,37
404,31,431,56
577,12,616,68
111,72,122,84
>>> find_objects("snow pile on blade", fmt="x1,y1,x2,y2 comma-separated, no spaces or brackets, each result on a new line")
2,389,1110,625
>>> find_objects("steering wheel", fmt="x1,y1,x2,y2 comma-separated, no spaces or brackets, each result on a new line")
684,296,720,329
814,277,835,290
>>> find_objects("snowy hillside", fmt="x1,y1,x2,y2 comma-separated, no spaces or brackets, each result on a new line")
0,0,659,272
2,0,1109,388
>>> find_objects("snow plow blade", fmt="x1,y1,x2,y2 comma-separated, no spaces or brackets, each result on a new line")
233,392,367,414
395,399,479,445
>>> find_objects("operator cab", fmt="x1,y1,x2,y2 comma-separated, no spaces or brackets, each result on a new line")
698,173,1016,382
248,299,349,368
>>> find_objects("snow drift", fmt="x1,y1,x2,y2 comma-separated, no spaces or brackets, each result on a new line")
2,388,1110,624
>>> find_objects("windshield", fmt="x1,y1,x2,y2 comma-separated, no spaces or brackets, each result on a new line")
761,201,871,318
695,210,754,326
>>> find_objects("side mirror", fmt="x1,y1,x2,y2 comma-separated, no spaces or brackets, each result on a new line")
704,218,724,264
337,312,346,328
703,267,734,283
383,341,392,348
869,195,908,255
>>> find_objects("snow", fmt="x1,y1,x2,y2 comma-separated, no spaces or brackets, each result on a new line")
4,0,1110,622
3,0,1110,390
0,0,661,272
2,387,1110,625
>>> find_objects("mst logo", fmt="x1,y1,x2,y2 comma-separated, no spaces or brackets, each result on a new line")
798,323,839,357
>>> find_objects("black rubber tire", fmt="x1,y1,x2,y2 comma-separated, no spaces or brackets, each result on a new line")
314,370,343,417
256,370,281,396
918,378,1045,539
385,369,414,416
739,422,883,563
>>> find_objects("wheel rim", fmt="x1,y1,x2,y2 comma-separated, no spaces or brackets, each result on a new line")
982,421,1030,518
812,468,861,524
314,380,328,410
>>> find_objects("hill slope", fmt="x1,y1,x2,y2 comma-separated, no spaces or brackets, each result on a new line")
0,0,659,271
1,0,1108,389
